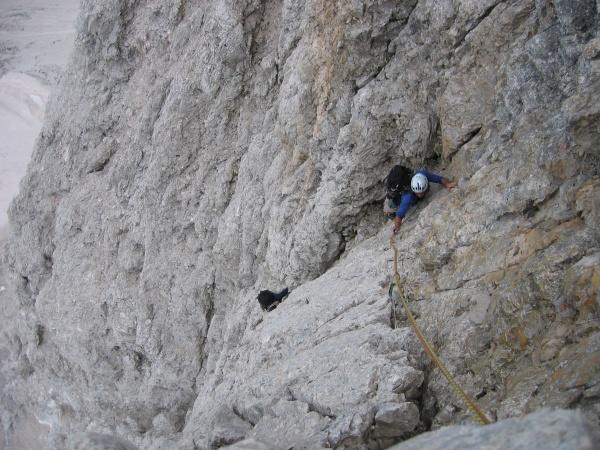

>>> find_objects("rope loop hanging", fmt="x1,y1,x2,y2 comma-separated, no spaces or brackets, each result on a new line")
389,235,491,425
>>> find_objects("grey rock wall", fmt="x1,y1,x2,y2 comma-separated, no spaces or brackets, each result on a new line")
1,0,598,449
388,408,600,450
224,408,600,450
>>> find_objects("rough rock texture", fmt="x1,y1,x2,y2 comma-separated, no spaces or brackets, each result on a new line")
225,409,600,450
70,432,139,450
1,0,599,449
388,409,600,450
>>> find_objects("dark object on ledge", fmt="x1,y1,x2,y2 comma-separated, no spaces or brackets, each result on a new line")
257,288,290,312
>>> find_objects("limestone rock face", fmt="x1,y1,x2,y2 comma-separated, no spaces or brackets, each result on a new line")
70,432,139,450
388,409,600,450
1,0,598,449
226,408,600,450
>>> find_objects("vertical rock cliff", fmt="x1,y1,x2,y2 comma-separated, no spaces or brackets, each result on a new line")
1,0,598,449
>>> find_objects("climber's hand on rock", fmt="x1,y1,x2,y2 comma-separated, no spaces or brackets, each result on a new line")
442,178,457,190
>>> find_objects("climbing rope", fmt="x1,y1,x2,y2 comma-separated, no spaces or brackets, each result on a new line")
388,235,491,425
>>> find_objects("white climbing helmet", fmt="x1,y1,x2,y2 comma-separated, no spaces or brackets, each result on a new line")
411,173,428,194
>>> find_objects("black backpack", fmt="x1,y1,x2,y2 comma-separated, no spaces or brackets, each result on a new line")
257,288,289,312
257,291,277,311
385,165,412,200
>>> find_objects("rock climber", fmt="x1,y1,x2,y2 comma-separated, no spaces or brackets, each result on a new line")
257,287,290,312
383,166,456,234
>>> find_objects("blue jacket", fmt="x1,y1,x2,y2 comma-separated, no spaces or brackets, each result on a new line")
396,170,444,219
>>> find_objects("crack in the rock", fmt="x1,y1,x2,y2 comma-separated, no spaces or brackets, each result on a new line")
453,1,505,50
287,387,337,420
174,0,187,26
87,148,116,174
149,79,173,139
193,280,216,393
457,126,482,150
495,187,559,222
315,299,363,333
354,1,419,91
232,404,257,427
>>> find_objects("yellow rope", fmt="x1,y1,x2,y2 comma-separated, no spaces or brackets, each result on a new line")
389,235,491,425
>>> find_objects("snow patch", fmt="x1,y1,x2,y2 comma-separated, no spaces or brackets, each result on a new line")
0,72,49,227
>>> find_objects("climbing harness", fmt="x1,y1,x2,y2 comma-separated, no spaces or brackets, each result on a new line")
388,235,491,425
